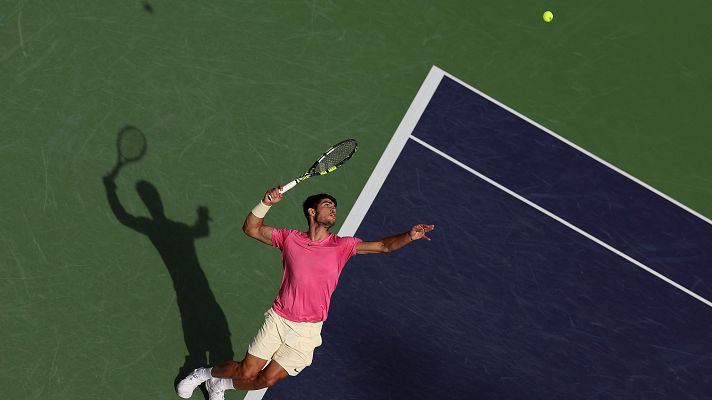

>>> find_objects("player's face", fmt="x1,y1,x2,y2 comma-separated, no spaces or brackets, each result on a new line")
314,199,336,228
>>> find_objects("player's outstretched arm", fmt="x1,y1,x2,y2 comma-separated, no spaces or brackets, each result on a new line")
102,175,147,233
356,224,435,254
243,187,282,245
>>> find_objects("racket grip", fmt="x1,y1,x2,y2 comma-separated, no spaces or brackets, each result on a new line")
268,180,297,201
280,180,298,194
107,162,122,180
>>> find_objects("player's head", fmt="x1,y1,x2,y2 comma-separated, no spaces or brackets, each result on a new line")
303,193,337,228
136,180,164,219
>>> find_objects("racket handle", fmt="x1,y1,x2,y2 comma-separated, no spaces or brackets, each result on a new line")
107,161,123,180
268,180,297,201
280,180,298,194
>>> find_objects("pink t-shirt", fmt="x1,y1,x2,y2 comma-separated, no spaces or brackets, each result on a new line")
270,228,362,322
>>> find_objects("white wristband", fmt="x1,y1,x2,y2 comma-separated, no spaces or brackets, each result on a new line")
251,201,271,218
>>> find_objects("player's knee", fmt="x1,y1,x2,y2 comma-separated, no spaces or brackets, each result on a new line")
263,377,280,388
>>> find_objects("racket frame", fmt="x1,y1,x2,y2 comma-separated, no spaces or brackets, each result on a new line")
107,125,147,179
268,139,357,199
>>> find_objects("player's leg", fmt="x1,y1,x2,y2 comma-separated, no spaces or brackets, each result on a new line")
177,353,271,398
201,356,288,399
211,353,268,381
199,355,272,400
176,309,280,398
232,359,290,390
205,312,323,396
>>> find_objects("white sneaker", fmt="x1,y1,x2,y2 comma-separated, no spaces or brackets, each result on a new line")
205,378,226,400
176,368,210,399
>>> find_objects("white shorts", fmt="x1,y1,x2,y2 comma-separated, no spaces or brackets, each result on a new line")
247,308,323,376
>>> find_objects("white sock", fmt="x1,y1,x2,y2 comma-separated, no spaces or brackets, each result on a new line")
206,367,213,379
218,378,234,391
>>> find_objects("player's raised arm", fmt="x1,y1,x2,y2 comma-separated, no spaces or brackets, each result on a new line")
356,224,435,254
243,187,282,245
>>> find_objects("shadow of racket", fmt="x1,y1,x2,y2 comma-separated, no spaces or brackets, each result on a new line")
107,125,147,180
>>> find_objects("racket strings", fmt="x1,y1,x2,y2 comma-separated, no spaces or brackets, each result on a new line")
316,140,357,173
118,128,146,160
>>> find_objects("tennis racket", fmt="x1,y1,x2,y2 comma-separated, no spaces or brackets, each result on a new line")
107,125,147,179
269,138,357,200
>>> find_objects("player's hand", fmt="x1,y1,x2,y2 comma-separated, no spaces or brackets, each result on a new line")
409,224,435,241
197,206,212,221
263,187,283,206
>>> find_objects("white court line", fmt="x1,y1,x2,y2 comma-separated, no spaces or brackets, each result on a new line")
244,388,267,400
340,67,445,236
410,134,712,309
440,69,712,228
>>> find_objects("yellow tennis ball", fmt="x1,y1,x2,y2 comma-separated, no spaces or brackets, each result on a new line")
543,11,554,22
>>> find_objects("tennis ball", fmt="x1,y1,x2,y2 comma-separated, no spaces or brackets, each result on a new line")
543,11,554,22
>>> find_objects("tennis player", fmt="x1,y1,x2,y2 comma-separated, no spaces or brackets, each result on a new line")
177,187,434,399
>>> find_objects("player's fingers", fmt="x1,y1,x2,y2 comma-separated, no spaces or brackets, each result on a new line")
265,189,278,203
271,189,284,202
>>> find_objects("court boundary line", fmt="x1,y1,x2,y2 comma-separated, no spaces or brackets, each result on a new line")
244,387,267,399
411,134,712,309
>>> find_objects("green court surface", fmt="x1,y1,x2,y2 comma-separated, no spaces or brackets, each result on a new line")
1,1,710,399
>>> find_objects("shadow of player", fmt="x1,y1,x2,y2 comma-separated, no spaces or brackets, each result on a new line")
103,175,234,398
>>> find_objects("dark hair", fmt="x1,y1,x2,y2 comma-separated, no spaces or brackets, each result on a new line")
303,193,337,223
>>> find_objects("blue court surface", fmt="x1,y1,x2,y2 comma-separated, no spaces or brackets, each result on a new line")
256,67,712,399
